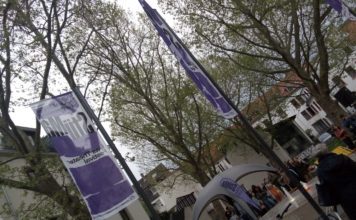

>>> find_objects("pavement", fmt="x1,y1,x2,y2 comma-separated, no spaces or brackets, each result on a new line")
260,153,356,220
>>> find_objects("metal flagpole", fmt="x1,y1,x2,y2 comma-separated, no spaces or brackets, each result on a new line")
345,4,356,17
180,47,330,220
139,0,329,220
173,33,330,220
188,58,330,220
72,87,161,220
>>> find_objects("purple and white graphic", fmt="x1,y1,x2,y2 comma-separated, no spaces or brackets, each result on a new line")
139,0,238,119
220,178,260,209
326,0,356,21
30,92,137,220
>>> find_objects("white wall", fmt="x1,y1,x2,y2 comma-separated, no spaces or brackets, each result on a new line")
152,172,202,213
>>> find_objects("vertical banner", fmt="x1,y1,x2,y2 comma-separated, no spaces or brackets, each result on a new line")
30,92,137,220
139,0,238,119
326,0,356,21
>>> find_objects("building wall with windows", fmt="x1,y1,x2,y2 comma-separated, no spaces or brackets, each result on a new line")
150,171,202,213
286,91,332,137
248,50,355,157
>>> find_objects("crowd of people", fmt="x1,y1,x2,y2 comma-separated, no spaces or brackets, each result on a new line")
248,183,282,216
222,114,356,220
224,179,284,220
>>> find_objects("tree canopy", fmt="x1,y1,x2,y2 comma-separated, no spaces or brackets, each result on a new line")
160,0,356,124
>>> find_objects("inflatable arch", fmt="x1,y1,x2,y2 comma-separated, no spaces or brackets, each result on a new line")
192,164,278,220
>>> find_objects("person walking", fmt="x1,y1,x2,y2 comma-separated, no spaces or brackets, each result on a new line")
315,143,356,220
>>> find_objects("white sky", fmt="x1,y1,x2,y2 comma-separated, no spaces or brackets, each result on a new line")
9,0,171,179
118,0,160,14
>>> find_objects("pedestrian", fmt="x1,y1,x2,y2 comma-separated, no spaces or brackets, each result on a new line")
286,160,305,185
266,183,283,202
315,143,356,220
340,114,356,136
251,185,276,209
291,157,310,182
331,125,355,149
225,206,232,220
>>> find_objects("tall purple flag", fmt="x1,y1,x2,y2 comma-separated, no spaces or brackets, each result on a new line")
139,0,238,119
326,0,356,21
220,178,260,210
30,92,137,220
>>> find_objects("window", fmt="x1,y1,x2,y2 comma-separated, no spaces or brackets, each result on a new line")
217,163,225,172
150,187,158,196
291,99,301,109
345,66,356,79
312,101,322,111
296,96,305,105
301,106,318,120
301,111,312,120
309,104,319,114
312,119,331,134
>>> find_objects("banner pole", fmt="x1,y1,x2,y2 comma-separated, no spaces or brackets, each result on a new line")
180,40,330,218
72,87,161,220
139,3,328,219
232,108,329,220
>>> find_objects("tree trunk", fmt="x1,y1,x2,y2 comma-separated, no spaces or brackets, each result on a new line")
33,167,90,219
38,177,90,219
313,93,347,125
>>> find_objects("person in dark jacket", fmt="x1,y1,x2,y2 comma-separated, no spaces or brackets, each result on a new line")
315,143,356,220
341,114,356,136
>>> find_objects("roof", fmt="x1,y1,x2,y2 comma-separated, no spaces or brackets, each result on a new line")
242,72,303,123
341,20,356,44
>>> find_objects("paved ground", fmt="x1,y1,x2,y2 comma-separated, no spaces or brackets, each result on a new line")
260,153,356,220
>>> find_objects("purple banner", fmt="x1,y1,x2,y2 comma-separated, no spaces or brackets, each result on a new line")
326,0,342,13
220,178,260,209
326,0,356,21
139,0,238,119
30,92,137,220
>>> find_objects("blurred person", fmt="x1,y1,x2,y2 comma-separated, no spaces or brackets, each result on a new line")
331,125,355,149
291,157,310,182
340,114,356,136
315,143,356,220
251,185,276,209
266,183,283,202
225,206,232,220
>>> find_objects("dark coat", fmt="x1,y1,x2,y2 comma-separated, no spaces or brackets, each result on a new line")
317,153,356,220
